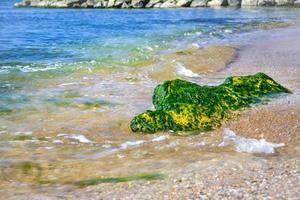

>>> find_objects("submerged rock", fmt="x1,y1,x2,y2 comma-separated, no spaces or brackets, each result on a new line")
130,73,290,133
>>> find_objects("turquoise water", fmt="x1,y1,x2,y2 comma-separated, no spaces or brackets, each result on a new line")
0,1,300,118
1,2,300,72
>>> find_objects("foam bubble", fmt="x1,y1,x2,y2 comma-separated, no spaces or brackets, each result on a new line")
196,141,206,147
175,63,200,78
151,135,168,142
120,140,145,149
20,66,57,73
57,133,94,144
102,144,112,148
14,131,32,136
53,139,64,144
58,82,81,87
222,128,284,154
224,29,233,33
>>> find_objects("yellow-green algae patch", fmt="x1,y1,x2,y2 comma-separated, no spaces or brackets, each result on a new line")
130,73,290,133
73,173,165,187
47,97,112,110
12,135,34,141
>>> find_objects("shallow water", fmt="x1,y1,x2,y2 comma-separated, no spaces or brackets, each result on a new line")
1,0,300,195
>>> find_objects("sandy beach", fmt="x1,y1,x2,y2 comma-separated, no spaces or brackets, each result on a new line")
72,25,300,199
2,22,299,200
70,24,300,200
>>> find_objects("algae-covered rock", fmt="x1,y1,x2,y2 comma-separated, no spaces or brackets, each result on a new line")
131,73,290,133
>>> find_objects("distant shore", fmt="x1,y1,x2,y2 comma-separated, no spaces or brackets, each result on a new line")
15,0,300,9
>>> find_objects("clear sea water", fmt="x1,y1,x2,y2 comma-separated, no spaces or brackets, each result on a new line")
0,1,299,102
0,0,300,131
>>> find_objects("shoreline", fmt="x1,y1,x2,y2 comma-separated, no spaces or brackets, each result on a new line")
72,24,300,199
71,24,300,199
1,23,299,200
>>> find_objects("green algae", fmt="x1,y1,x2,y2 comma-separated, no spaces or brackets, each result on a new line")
0,133,47,142
2,134,47,141
73,173,165,187
131,73,290,133
17,162,34,174
47,91,106,108
47,97,112,110
13,135,34,141
13,161,42,176
175,50,193,56
0,107,13,115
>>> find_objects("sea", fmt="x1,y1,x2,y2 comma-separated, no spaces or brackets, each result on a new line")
0,0,300,196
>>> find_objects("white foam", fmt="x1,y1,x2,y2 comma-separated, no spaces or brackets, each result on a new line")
19,65,58,73
192,43,201,48
87,67,93,73
224,29,233,33
102,144,112,148
117,154,125,159
175,63,200,78
151,135,168,142
58,82,80,87
52,139,64,144
0,69,9,74
196,141,206,147
14,131,32,136
120,140,145,149
222,128,284,154
27,139,40,143
57,133,94,144
145,46,154,51
69,142,79,145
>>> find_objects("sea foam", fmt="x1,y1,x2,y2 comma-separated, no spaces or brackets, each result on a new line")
175,63,199,78
151,135,168,142
57,133,94,144
222,128,284,154
120,140,145,149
